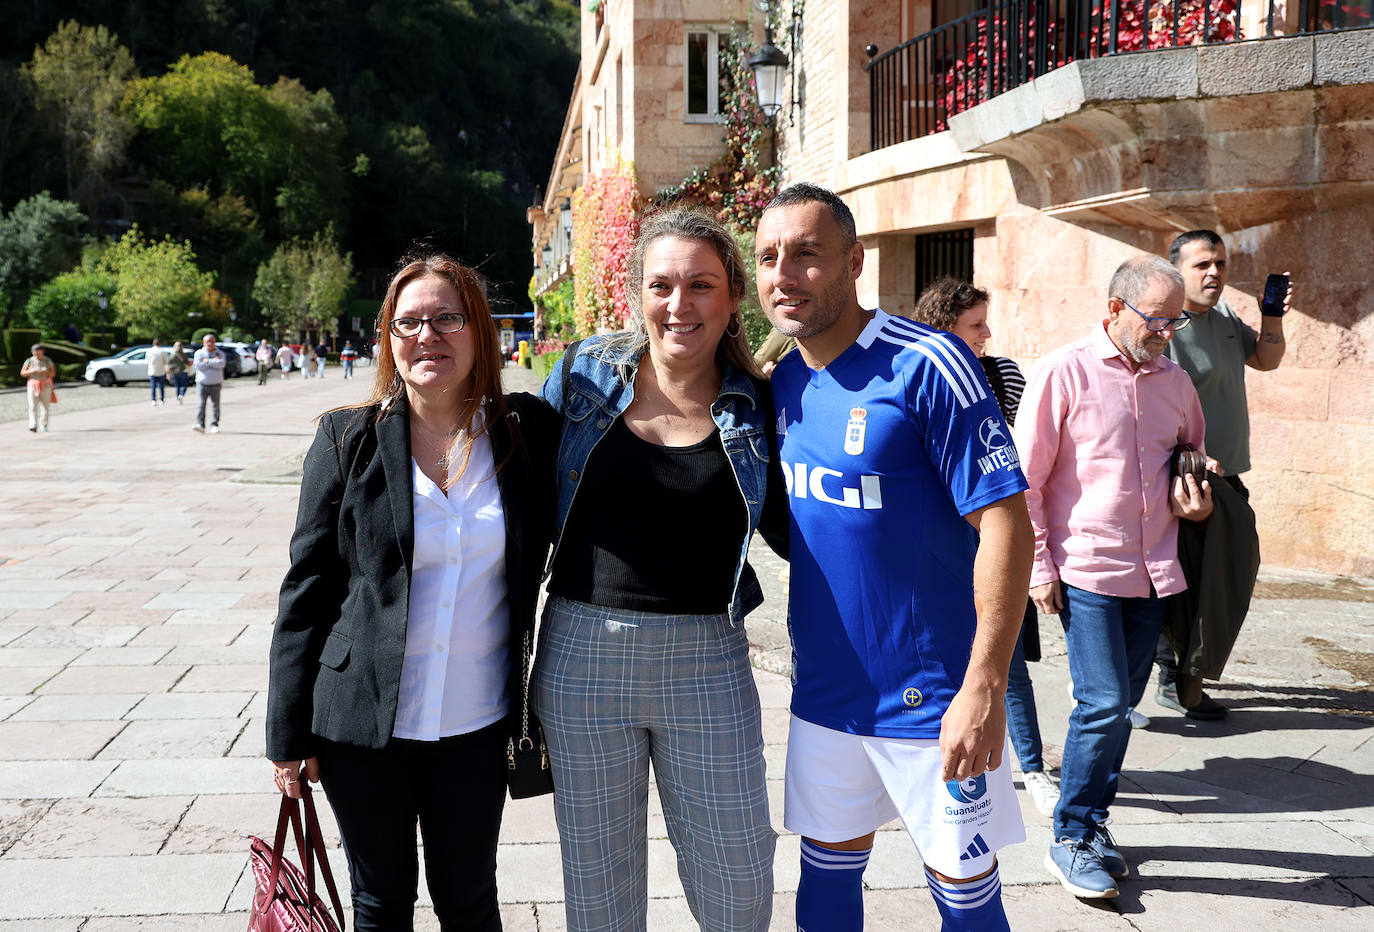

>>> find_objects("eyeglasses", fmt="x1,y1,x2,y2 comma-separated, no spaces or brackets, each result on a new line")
389,312,468,338
1118,298,1191,332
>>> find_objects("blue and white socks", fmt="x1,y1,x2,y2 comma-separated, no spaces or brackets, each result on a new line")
797,838,869,932
924,864,1010,931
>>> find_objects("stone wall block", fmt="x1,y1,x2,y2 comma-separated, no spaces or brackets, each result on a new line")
1248,415,1296,473
1036,63,1088,122
1313,27,1374,86
949,82,1045,150
1076,46,1198,102
1198,37,1314,98
1245,366,1331,421
1328,368,1374,424
1316,122,1374,185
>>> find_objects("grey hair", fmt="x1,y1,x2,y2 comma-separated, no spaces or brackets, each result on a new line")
764,182,857,248
1108,255,1184,305
596,207,758,382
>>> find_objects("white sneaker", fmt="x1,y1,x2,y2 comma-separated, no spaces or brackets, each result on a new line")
1128,707,1150,729
208,426,220,434
192,425,204,432
1023,770,1060,818
151,400,158,407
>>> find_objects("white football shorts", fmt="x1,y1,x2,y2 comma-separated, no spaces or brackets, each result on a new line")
783,715,1027,878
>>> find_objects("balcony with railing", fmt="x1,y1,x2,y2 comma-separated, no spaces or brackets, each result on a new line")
864,0,1373,150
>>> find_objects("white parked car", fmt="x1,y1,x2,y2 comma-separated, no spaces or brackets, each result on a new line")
84,345,154,387
219,342,259,376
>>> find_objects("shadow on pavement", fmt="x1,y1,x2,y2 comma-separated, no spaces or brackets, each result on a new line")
1111,873,1373,913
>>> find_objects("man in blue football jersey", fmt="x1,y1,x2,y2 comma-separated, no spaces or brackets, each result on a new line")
755,183,1034,931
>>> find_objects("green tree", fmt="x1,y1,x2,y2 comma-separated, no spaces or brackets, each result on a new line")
253,231,352,338
22,21,136,222
0,192,89,328
97,227,214,338
23,268,117,338
124,52,347,242
252,243,309,339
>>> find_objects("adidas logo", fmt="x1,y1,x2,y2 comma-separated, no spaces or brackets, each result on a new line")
959,833,991,861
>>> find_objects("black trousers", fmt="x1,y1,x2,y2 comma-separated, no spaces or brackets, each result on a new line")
316,719,510,932
1157,473,1249,685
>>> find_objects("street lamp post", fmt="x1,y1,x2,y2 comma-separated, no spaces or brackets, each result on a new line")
748,27,790,123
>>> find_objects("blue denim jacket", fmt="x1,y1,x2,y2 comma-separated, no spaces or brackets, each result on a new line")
539,336,787,624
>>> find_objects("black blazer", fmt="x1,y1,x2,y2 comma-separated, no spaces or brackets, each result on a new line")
266,392,558,761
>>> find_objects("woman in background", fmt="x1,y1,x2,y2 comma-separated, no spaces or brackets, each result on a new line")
912,276,1059,819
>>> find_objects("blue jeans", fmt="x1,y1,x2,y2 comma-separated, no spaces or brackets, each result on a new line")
149,375,166,401
173,372,189,397
1005,625,1043,773
343,359,354,378
1055,584,1165,841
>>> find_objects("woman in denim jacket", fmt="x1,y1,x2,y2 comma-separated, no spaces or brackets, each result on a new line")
536,209,788,932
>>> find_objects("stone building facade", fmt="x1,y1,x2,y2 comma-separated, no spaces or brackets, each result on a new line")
534,0,1374,576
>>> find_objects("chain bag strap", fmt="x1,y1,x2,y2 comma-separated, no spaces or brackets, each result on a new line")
506,629,555,799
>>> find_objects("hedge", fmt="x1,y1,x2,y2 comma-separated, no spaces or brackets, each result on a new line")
3,328,41,362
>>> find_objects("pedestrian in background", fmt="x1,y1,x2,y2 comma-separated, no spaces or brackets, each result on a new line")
911,276,1060,820
192,334,226,433
147,338,169,407
536,209,787,932
256,340,273,385
21,344,56,433
314,340,329,378
275,343,294,379
340,340,358,379
1016,256,1212,899
267,253,559,931
302,344,317,379
168,341,191,404
1155,230,1291,721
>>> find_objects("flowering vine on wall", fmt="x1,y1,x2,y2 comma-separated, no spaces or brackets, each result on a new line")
656,25,782,234
571,154,643,334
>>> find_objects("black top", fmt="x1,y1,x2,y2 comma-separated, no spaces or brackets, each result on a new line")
550,416,746,615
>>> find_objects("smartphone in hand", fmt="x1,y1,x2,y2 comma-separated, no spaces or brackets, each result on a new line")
1261,273,1290,317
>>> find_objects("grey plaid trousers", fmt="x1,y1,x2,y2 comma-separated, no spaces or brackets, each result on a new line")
533,597,776,931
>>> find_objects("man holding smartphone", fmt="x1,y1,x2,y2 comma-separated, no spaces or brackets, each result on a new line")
1158,230,1290,720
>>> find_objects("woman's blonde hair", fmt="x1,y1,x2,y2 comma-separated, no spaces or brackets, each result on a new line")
596,207,760,381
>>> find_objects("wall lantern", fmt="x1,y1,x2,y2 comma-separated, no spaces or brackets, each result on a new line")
748,27,790,121
97,289,109,312
560,199,573,237
541,245,553,269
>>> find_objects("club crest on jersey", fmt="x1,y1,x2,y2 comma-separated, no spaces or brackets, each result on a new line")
844,406,867,455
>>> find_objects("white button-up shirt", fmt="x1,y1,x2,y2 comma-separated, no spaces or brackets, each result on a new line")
392,430,510,740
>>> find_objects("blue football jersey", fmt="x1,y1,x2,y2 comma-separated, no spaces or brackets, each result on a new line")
773,310,1029,738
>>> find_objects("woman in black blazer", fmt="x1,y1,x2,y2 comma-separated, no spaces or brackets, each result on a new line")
267,254,556,931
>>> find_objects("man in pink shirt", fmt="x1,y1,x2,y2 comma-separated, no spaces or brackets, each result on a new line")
1015,255,1213,899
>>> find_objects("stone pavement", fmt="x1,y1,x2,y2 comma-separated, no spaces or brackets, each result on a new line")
1,365,1372,930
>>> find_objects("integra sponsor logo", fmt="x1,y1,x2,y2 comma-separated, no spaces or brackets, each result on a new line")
976,417,1021,476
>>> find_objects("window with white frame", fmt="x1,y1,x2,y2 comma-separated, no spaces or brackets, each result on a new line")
684,26,733,122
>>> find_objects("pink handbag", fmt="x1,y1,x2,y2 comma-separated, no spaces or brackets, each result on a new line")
247,784,346,931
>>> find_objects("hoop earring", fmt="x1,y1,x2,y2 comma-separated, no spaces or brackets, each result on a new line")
725,315,742,338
